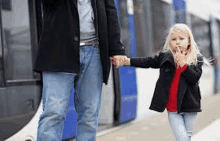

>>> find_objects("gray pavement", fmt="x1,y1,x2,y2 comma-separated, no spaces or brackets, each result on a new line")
96,93,220,141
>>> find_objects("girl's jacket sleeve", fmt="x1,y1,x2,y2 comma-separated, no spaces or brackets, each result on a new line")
130,53,163,69
181,56,204,85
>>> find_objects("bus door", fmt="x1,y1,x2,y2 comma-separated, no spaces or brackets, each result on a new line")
114,0,138,124
1,0,42,140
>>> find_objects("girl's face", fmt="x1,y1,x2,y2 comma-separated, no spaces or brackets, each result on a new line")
169,30,190,54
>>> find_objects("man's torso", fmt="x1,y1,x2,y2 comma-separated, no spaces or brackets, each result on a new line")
77,0,98,42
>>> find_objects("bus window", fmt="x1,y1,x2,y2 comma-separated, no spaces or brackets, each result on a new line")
190,14,212,59
133,0,153,57
2,0,12,11
151,0,172,53
1,0,34,82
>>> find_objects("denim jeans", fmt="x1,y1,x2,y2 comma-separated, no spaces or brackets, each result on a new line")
168,112,197,141
37,44,103,141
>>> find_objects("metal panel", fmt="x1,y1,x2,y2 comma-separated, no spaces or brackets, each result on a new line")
7,85,40,116
0,88,8,117
0,85,40,140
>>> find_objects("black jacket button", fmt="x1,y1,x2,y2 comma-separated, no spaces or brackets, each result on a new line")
74,36,78,41
165,69,170,72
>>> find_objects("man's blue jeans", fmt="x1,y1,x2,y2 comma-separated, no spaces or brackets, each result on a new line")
168,112,197,141
37,44,103,141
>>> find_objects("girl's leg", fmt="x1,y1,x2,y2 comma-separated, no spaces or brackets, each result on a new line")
183,112,198,141
168,112,189,141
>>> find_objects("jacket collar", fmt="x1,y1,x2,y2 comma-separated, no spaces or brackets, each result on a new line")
160,51,175,67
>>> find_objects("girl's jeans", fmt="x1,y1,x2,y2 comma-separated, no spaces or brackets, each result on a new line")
168,112,197,141
37,44,103,141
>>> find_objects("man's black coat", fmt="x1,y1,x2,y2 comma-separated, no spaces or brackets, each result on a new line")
130,51,204,113
34,0,125,84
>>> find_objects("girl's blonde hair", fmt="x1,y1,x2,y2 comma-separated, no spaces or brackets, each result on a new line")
162,23,210,66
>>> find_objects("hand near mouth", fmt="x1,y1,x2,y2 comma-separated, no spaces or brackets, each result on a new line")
174,47,187,67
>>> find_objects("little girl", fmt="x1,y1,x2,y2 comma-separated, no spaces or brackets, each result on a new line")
111,23,210,141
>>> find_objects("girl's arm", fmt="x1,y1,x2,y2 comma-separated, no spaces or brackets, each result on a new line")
124,53,163,69
181,56,203,85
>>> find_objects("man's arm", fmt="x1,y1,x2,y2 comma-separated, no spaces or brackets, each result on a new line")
42,0,59,12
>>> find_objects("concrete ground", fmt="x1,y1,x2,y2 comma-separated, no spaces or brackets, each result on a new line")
96,93,220,141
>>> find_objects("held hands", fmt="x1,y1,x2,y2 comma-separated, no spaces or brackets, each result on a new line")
174,47,187,67
110,55,130,68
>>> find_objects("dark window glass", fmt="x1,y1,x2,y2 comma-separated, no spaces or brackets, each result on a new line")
2,0,12,11
1,0,35,81
190,14,212,58
151,0,171,53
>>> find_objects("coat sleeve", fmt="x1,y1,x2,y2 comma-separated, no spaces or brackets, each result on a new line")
42,0,59,7
41,0,60,12
130,53,163,69
181,56,204,85
105,0,125,56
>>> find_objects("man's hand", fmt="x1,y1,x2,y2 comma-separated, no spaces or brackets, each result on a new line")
110,55,126,68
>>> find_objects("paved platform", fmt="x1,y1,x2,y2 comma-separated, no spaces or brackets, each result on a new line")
96,93,220,141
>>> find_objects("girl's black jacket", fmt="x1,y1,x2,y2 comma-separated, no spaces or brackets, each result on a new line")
130,51,204,113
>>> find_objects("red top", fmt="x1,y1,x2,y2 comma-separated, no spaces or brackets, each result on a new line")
166,64,187,112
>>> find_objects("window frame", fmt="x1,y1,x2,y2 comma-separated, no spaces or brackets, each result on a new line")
0,0,42,87
0,7,6,87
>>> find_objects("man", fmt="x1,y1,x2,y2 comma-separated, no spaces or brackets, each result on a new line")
34,0,125,141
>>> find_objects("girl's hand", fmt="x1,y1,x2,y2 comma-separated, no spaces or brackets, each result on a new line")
174,47,187,67
124,56,130,66
110,56,130,66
